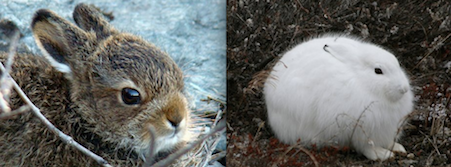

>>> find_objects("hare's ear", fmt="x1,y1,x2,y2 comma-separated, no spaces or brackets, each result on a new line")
323,38,360,64
73,3,117,40
32,9,88,74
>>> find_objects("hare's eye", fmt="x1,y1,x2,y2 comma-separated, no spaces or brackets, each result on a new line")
121,88,141,105
375,68,383,75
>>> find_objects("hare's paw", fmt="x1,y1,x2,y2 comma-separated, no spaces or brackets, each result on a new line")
391,142,406,153
361,146,394,161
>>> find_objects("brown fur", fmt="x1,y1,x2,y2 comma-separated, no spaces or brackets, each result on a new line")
0,3,190,166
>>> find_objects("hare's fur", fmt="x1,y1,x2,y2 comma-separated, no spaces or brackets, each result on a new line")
0,4,191,166
264,34,413,161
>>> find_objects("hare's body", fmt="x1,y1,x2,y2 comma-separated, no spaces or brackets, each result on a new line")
0,4,190,166
264,35,413,161
0,53,128,166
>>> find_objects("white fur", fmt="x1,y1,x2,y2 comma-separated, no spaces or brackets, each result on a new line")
264,34,413,161
132,118,189,162
32,33,72,74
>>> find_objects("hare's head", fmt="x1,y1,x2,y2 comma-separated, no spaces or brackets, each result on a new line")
31,3,190,159
322,36,412,102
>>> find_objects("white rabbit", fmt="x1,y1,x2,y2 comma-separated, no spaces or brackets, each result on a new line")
264,34,414,161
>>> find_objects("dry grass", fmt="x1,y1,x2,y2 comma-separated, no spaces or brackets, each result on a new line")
227,0,451,166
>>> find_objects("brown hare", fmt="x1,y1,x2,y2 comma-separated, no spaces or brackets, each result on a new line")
0,3,191,166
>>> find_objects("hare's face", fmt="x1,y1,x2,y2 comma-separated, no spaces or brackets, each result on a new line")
81,33,189,155
323,37,411,102
356,44,411,102
31,4,190,159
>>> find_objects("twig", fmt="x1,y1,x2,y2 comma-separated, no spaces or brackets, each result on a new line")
144,125,157,166
152,119,226,167
252,120,264,143
3,30,19,76
387,115,411,152
201,96,226,105
201,107,224,167
419,130,441,155
201,133,222,167
350,102,375,142
208,151,225,165
227,121,234,131
297,146,319,167
0,62,112,167
211,106,224,129
0,30,20,114
284,144,319,167
0,105,30,119
411,33,451,71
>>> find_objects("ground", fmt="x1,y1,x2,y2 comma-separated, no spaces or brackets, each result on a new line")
227,0,451,166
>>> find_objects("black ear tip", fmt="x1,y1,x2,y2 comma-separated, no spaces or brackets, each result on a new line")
73,3,93,23
74,3,89,12
31,9,53,28
0,19,20,35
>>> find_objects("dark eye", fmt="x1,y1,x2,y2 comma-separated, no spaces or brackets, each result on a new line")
375,68,383,74
121,88,141,105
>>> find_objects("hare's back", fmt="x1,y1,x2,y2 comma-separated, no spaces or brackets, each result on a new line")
266,37,355,100
0,52,70,121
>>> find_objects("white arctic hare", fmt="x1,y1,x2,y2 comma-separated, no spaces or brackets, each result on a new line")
264,34,414,161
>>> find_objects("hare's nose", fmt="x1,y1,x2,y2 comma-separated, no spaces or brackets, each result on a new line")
167,116,182,128
399,85,409,94
168,119,179,128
